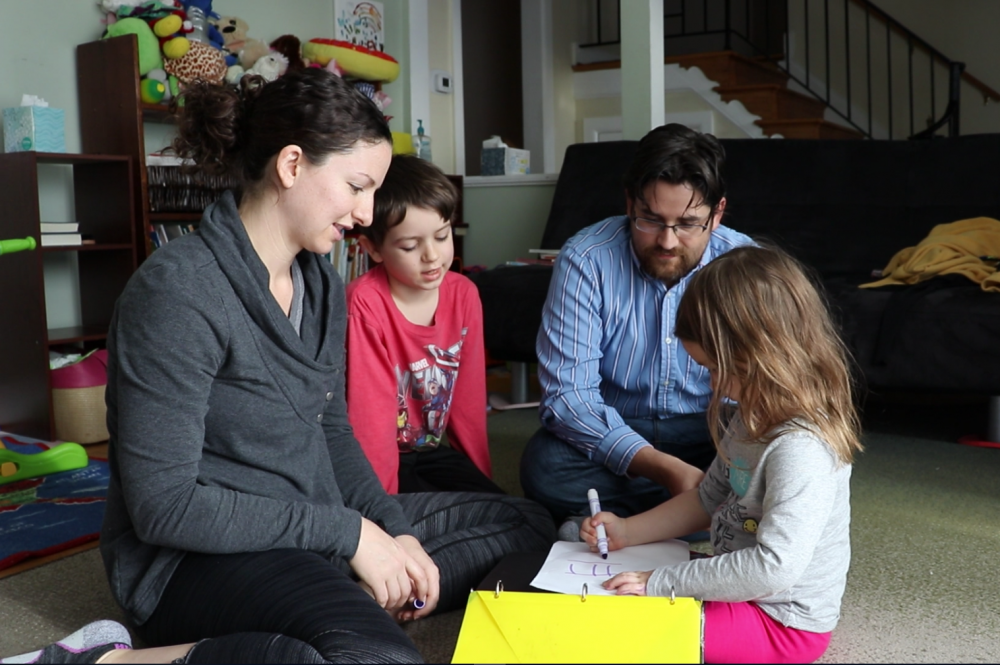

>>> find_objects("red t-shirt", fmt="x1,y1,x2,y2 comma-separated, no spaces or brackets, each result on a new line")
345,265,492,493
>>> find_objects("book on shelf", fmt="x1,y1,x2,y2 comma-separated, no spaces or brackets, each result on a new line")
40,232,83,247
40,222,80,233
150,222,198,249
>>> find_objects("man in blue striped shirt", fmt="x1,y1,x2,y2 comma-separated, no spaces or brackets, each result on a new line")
520,124,754,527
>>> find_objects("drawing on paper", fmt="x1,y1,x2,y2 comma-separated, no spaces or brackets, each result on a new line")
565,558,624,577
335,1,385,52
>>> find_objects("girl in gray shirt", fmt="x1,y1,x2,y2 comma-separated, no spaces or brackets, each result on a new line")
582,245,862,664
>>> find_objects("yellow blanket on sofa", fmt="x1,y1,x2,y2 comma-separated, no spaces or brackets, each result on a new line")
860,217,1000,292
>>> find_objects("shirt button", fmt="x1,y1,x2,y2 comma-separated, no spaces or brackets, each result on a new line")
316,414,324,423
325,391,334,401
665,337,673,344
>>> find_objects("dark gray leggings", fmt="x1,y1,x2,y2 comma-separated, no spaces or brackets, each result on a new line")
136,492,555,663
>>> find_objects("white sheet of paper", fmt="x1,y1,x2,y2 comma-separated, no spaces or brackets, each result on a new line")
530,540,691,596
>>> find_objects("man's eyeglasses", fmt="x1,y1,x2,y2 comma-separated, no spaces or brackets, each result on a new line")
631,214,712,238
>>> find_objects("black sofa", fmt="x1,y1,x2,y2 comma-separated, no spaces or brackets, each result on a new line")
470,135,1000,437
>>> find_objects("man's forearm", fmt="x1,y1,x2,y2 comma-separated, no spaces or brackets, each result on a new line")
627,446,705,495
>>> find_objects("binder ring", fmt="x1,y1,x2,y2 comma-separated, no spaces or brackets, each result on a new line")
670,586,676,605
581,583,588,602
495,580,503,598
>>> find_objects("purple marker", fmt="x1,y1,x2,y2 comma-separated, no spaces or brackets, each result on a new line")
587,488,609,559
412,598,426,610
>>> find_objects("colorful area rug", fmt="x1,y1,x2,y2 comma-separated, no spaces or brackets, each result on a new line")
0,435,109,572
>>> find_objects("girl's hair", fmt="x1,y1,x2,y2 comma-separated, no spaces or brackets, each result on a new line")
171,69,392,200
675,245,862,465
360,154,458,248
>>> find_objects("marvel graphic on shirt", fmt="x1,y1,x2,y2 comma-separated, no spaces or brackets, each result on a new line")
395,330,466,452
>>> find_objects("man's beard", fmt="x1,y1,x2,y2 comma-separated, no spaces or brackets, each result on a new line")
637,244,698,286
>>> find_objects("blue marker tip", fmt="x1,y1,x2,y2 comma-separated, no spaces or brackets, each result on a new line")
412,598,426,610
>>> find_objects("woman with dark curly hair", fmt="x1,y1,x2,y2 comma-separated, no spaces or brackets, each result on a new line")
1,68,553,665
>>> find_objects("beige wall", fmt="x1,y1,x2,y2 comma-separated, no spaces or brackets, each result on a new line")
428,0,457,175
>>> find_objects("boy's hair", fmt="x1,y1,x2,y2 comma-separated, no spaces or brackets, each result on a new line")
361,155,458,247
675,245,862,465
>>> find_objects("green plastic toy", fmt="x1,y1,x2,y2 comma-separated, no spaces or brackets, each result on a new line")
0,442,89,485
0,237,36,256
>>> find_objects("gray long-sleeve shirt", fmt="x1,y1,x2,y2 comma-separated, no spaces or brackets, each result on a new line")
101,191,416,625
647,415,852,633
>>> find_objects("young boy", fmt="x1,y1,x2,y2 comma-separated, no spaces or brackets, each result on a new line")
346,155,502,495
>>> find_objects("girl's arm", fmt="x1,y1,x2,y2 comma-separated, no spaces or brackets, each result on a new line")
625,487,712,544
582,488,711,551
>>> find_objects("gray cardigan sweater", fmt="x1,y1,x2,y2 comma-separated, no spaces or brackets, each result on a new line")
101,191,416,625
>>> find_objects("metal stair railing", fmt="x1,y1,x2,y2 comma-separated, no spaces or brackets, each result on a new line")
577,0,1000,140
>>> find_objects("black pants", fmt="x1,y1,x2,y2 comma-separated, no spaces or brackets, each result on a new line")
136,492,555,663
398,446,505,494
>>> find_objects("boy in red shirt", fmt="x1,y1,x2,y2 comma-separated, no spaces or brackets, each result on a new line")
346,155,501,494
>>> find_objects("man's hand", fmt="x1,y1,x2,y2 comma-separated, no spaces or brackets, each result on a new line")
627,446,704,495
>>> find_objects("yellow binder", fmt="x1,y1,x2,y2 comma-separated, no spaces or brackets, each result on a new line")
451,585,703,664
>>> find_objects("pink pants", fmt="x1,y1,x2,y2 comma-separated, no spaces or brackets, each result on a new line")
703,601,832,664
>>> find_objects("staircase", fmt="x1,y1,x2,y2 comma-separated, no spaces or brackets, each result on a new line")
667,51,863,139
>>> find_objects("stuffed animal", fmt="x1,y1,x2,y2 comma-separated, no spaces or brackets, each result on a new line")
269,34,306,71
146,68,178,102
245,52,289,82
208,15,268,69
104,17,162,75
164,39,227,85
210,15,246,66
150,11,193,60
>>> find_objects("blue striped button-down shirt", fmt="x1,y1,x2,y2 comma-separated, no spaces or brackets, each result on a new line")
536,215,754,475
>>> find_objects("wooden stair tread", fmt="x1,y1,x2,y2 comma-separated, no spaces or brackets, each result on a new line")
757,118,865,139
716,84,828,122
572,49,864,139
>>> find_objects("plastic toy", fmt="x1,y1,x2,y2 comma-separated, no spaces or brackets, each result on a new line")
0,237,36,256
0,441,89,486
302,38,400,82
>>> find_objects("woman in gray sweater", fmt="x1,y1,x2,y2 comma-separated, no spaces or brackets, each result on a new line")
2,68,553,665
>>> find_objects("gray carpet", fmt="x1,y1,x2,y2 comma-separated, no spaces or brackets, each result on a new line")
2,396,999,663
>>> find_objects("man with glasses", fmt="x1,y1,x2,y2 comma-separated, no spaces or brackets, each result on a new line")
519,123,754,535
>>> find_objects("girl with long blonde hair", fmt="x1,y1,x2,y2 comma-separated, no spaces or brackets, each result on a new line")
582,245,862,664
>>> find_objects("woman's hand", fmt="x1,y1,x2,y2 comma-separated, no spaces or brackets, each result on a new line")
349,518,413,612
580,511,630,552
393,534,440,622
603,570,652,596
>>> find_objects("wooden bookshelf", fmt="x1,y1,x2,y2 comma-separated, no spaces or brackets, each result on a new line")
0,152,136,440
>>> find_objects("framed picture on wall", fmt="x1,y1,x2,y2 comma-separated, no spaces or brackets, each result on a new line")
335,0,385,52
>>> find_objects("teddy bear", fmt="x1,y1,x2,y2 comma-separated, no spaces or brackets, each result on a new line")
209,15,269,70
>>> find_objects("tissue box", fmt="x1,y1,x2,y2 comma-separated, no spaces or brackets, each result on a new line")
481,147,530,175
3,106,65,153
